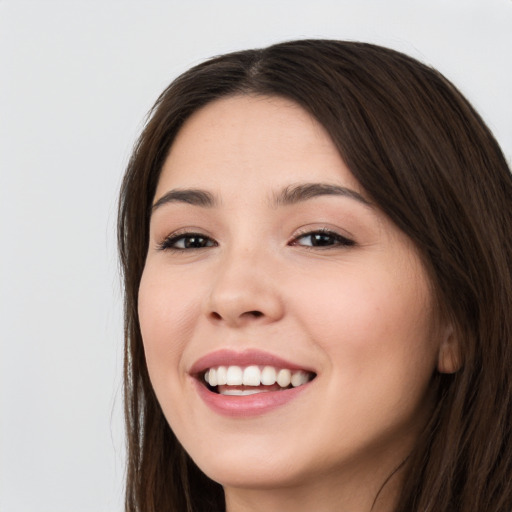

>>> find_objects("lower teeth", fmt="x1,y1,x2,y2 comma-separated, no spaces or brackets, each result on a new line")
219,388,272,396
213,384,292,395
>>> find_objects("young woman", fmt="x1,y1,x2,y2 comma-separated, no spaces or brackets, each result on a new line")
118,40,512,512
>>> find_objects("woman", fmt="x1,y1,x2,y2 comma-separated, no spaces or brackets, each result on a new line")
118,40,512,511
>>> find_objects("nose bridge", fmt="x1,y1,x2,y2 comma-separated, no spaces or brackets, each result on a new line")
205,239,284,326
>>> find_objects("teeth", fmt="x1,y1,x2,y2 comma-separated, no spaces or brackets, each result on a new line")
277,369,291,387
204,365,312,389
242,365,260,386
216,366,227,385
220,388,270,396
291,370,310,387
226,366,243,385
261,366,276,385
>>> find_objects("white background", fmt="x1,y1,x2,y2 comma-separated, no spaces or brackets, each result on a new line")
1,1,511,510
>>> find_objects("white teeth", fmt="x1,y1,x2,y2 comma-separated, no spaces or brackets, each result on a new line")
226,366,243,385
242,365,260,386
220,388,270,396
216,366,227,385
261,366,276,385
276,369,291,387
204,364,313,389
291,370,309,387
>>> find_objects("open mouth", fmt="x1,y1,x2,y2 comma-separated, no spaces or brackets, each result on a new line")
201,365,316,396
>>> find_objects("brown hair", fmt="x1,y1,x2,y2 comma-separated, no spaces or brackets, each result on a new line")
118,40,512,511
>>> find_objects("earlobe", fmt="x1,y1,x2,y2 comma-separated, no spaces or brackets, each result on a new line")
437,325,462,374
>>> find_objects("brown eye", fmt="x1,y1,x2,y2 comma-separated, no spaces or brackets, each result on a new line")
293,231,355,248
160,233,217,251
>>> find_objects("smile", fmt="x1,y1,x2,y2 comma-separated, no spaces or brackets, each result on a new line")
190,349,317,416
204,365,314,395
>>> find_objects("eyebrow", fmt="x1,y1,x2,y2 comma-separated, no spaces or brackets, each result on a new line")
152,189,217,211
272,183,372,208
151,182,372,213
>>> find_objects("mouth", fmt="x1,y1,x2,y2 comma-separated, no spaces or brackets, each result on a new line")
190,349,317,416
202,365,316,396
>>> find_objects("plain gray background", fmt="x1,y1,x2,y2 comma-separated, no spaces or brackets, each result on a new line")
1,1,511,510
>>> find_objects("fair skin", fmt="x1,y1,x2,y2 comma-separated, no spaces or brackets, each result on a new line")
138,95,456,512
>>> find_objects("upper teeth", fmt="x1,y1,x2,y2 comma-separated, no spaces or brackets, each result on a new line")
204,365,311,388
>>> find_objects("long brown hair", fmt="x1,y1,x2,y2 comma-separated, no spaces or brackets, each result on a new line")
118,40,512,511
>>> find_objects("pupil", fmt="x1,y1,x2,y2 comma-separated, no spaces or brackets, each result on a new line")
185,236,206,248
312,233,333,246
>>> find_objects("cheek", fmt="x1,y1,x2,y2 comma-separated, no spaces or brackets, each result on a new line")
291,263,438,387
293,269,438,450
137,267,201,384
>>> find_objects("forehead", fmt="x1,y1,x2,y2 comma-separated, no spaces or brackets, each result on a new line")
156,94,364,198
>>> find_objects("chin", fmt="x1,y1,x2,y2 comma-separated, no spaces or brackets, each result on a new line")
197,454,309,490
176,429,309,489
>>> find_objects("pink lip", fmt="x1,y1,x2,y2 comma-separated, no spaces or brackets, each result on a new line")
192,378,312,417
189,348,315,375
189,349,316,417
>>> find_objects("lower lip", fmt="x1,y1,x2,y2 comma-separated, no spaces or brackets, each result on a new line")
193,379,311,417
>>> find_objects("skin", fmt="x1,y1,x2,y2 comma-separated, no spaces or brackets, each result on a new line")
138,95,457,512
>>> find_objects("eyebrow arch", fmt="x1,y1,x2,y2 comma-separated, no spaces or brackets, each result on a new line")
272,183,372,208
152,188,217,212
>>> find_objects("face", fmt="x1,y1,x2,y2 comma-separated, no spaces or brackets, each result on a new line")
138,95,448,498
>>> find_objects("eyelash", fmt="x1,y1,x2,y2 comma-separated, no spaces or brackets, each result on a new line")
158,229,355,252
290,229,355,249
158,232,217,251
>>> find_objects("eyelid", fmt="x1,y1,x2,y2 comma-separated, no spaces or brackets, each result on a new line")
289,227,356,248
155,225,355,251
157,229,218,251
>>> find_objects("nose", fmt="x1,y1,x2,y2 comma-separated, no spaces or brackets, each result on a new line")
204,247,285,327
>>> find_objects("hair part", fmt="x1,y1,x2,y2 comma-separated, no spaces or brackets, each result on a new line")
118,39,512,511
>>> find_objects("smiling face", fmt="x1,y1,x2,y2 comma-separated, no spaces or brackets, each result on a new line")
138,95,451,508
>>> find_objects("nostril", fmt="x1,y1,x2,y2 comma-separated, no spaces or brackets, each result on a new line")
246,311,263,318
210,310,264,321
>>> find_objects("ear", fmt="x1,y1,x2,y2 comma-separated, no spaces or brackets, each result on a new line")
437,324,462,374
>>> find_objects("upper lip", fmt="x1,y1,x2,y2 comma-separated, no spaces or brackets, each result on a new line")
189,348,317,376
